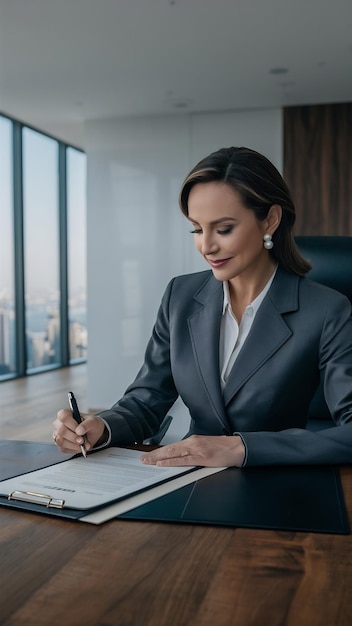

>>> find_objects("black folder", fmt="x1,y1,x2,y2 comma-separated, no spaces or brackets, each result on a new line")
0,441,350,534
121,464,350,534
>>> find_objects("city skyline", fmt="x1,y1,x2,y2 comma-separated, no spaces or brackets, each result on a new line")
0,290,87,375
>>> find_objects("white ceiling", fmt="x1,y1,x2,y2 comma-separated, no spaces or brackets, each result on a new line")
0,0,351,147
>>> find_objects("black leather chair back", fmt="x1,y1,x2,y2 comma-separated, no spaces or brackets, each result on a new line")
295,236,352,303
295,236,352,428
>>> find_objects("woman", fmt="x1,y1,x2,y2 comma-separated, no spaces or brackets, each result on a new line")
53,147,352,467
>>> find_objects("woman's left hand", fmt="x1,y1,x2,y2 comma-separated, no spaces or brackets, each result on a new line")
140,434,245,468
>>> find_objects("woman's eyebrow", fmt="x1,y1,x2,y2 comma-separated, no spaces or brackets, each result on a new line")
188,216,237,225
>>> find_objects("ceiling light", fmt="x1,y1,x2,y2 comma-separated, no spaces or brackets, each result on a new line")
269,67,289,75
166,96,192,109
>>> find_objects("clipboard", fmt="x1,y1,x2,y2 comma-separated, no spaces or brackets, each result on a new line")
0,441,350,533
0,443,223,522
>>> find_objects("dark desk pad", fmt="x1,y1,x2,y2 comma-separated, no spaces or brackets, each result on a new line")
0,441,350,533
0,440,66,480
121,464,350,534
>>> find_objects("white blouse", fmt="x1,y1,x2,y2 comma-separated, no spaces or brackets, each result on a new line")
219,268,277,389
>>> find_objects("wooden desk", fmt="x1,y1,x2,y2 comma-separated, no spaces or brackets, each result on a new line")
1,442,352,626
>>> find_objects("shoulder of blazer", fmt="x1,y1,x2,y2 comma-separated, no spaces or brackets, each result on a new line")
168,266,348,313
270,266,351,314
170,270,222,303
170,268,301,312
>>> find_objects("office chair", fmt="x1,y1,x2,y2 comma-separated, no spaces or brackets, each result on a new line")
143,414,173,445
295,236,352,430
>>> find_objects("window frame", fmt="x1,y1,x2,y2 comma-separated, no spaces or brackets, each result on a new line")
0,112,86,381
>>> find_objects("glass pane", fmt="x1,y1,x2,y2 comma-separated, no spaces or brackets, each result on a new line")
67,148,87,362
0,117,16,378
22,128,60,371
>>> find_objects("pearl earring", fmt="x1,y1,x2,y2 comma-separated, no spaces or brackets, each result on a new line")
263,233,273,249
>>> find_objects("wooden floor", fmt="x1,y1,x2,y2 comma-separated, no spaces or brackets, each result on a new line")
0,363,87,442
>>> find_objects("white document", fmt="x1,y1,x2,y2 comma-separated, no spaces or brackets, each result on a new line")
80,465,226,525
0,447,202,510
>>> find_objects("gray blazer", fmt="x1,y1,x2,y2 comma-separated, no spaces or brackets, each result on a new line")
101,267,352,466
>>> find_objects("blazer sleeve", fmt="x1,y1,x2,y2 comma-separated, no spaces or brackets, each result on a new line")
97,278,179,445
240,424,352,466
239,294,352,466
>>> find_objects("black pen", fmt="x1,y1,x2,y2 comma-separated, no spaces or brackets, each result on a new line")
68,391,87,458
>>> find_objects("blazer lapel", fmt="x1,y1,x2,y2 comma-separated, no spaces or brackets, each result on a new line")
223,268,300,406
187,275,230,431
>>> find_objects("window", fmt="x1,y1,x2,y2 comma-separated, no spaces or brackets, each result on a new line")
67,148,87,362
23,128,61,371
0,114,87,380
0,117,16,377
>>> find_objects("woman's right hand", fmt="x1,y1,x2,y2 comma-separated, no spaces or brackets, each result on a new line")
52,409,107,455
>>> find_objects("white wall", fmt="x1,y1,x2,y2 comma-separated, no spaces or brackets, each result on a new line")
85,108,283,441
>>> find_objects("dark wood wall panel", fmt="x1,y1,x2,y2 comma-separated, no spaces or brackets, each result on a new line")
283,103,352,235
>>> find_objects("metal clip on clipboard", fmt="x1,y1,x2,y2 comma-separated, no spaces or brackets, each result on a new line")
8,490,65,509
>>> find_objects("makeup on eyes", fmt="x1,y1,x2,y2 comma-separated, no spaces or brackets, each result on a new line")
190,225,234,235
189,217,237,236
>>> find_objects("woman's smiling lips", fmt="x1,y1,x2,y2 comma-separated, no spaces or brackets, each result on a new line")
206,257,232,268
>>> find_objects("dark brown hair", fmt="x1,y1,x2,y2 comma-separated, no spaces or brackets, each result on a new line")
179,146,311,275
